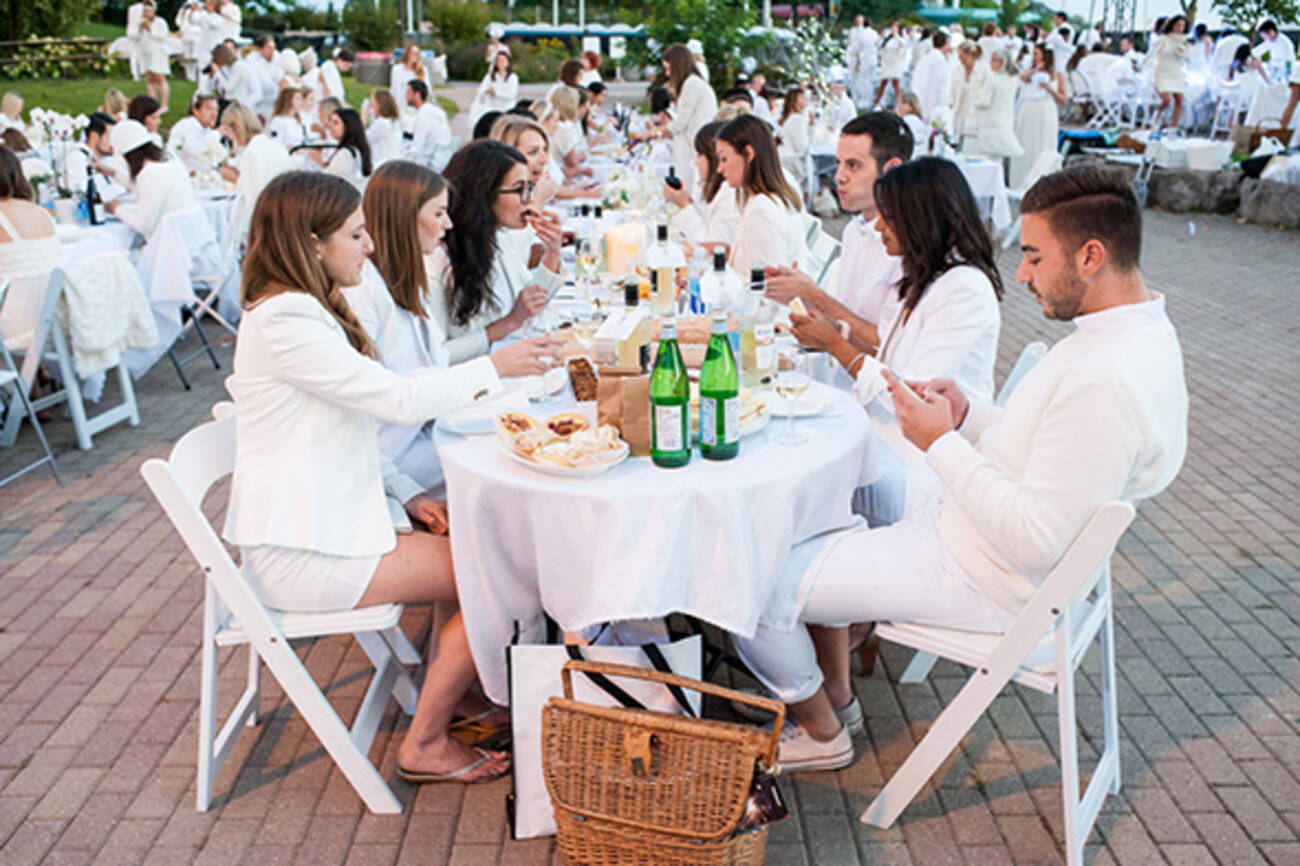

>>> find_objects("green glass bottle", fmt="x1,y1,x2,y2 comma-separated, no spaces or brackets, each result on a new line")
698,310,740,461
649,315,690,468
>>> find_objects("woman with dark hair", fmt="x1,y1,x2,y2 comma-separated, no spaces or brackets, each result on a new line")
1144,14,1189,128
875,21,906,107
104,119,198,238
715,114,807,275
128,94,163,137
365,89,403,166
308,106,371,189
662,120,740,247
778,85,810,185
663,42,718,189
471,50,519,126
0,145,59,347
790,156,1002,523
228,171,552,784
1010,44,1066,186
429,140,563,363
342,161,558,492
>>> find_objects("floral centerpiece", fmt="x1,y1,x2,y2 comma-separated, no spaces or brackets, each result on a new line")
927,118,957,156
26,108,88,199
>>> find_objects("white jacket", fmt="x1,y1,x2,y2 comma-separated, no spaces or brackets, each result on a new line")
928,293,1187,612
342,260,452,489
668,75,718,190
116,159,199,239
729,192,809,278
671,181,741,247
222,291,501,556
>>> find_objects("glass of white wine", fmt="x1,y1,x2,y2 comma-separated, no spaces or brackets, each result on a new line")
572,311,598,349
773,349,811,446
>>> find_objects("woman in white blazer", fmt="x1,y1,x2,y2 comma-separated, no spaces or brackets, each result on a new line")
970,50,1025,166
663,42,718,191
662,120,741,248
104,120,199,239
226,171,557,783
716,115,810,277
343,161,554,493
428,140,562,364
789,157,1002,523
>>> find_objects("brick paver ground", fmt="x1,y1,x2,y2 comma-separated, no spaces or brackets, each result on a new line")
0,209,1298,865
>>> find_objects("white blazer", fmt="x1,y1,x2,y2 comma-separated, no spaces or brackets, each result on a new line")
116,159,199,239
668,75,718,190
729,192,809,278
427,227,563,363
222,291,502,557
342,260,452,490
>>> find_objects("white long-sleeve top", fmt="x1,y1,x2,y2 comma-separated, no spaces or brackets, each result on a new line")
729,192,809,278
912,49,953,121
409,101,451,160
115,159,199,239
248,52,285,119
343,260,454,490
427,227,563,363
226,59,261,109
390,64,429,110
475,71,519,112
950,61,992,138
668,74,718,189
222,291,502,556
264,114,305,151
367,116,402,166
779,109,810,177
166,115,226,173
832,214,901,326
927,293,1187,612
670,181,741,246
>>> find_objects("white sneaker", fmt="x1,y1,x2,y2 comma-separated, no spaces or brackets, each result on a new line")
835,697,865,737
777,722,855,773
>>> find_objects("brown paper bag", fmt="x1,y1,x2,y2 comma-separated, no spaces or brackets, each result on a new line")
597,374,651,456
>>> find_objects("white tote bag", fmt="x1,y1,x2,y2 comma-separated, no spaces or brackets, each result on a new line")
506,628,703,840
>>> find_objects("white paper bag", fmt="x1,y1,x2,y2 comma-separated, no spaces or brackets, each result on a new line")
506,633,703,840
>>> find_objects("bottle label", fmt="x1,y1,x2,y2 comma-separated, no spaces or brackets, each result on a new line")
755,323,775,372
91,203,105,224
723,396,740,443
654,404,683,452
701,397,717,446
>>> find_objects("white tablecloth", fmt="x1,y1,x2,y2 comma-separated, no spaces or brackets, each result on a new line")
954,157,1012,230
435,383,873,704
1245,81,1299,147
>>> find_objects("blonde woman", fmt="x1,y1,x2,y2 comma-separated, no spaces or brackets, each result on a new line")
548,87,590,180
491,113,597,201
217,101,294,237
227,170,552,783
0,93,23,134
970,50,1024,166
663,42,718,190
390,44,430,111
100,88,129,122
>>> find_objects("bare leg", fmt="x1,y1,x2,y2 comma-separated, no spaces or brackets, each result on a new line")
874,78,888,107
1156,92,1171,128
1280,83,1300,130
358,533,507,780
158,75,170,111
1171,93,1182,128
890,79,902,107
809,626,853,710
786,686,842,741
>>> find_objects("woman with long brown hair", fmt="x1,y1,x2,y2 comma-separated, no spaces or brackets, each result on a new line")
714,114,807,276
662,42,718,189
343,160,556,491
661,120,740,247
227,171,556,783
778,85,810,185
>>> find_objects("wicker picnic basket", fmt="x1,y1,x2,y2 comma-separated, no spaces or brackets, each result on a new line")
542,659,785,866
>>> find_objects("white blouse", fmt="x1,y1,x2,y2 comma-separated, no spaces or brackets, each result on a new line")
324,146,365,190
729,192,809,278
367,116,403,167
668,75,718,189
115,158,199,239
476,71,520,112
265,114,306,152
671,181,741,246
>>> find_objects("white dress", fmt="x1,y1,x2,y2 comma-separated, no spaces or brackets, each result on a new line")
1010,74,1059,187
970,74,1023,159
879,36,906,79
135,17,170,76
668,75,718,191
472,71,519,123
0,207,59,348
779,110,810,185
1148,34,1189,94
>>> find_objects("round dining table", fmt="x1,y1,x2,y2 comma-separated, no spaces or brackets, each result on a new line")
434,381,873,704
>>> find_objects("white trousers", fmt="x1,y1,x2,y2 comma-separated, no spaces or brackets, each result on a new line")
734,499,1016,704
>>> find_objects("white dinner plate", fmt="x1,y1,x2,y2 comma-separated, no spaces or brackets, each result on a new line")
767,391,831,418
689,407,769,442
499,440,630,477
442,405,516,436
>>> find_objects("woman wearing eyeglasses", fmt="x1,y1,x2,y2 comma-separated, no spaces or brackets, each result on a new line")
428,140,564,363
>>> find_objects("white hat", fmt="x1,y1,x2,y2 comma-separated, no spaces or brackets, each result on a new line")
686,38,704,55
488,23,505,39
110,119,152,156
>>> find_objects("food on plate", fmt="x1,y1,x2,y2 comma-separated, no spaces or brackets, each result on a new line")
505,422,626,468
510,428,558,455
789,297,808,317
545,411,589,437
567,357,598,401
495,411,540,438
687,383,766,429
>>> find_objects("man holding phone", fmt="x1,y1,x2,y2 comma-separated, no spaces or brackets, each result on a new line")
731,167,1188,771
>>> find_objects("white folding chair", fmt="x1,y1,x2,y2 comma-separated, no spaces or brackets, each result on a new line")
995,341,1048,406
0,268,141,451
1001,151,1064,249
140,413,423,814
862,501,1135,866
0,280,61,487
190,196,247,337
808,230,843,288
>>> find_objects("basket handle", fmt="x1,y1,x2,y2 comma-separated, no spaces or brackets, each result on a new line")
560,659,786,768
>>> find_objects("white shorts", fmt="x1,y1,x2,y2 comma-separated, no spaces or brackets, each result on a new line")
240,545,381,613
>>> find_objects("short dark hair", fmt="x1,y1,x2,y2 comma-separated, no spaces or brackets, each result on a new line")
1259,20,1277,35
407,78,429,101
0,145,33,201
190,93,217,114
335,49,355,63
128,94,161,124
720,87,754,106
587,81,606,96
841,111,913,170
256,34,275,49
1058,26,1071,40
87,111,116,137
1020,166,1142,271
932,31,948,49
472,110,503,139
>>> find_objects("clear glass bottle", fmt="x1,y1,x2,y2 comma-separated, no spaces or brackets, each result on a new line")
740,264,776,390
646,223,684,316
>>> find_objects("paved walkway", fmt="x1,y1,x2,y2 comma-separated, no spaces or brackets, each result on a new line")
0,209,1297,865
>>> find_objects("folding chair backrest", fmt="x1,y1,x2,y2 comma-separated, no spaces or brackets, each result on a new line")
810,232,842,286
995,341,1048,406
1018,151,1064,196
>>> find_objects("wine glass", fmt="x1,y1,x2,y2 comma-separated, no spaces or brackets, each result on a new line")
773,349,812,447
571,311,598,349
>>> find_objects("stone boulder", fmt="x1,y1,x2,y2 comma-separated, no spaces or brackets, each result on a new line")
1148,170,1209,212
1238,178,1300,228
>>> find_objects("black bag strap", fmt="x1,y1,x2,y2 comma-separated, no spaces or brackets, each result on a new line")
565,644,647,711
642,641,696,718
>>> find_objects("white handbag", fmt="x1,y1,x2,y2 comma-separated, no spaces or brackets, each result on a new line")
506,623,703,840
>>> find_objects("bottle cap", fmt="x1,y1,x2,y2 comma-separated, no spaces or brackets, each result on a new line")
750,264,766,289
595,205,603,218
580,204,590,216
657,224,668,242
713,248,727,270
623,278,639,306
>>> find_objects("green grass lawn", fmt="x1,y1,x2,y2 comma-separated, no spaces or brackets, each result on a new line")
6,74,455,139
75,21,126,39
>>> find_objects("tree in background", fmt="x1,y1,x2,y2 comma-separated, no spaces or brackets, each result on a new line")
1,0,100,41
836,0,921,26
342,0,401,50
1213,0,1299,35
640,0,768,90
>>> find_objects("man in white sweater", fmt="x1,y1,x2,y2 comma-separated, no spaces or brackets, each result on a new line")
735,166,1188,770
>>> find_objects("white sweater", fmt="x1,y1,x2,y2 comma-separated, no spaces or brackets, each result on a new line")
926,293,1188,612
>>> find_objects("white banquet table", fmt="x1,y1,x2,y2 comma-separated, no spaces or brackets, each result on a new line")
435,383,873,704
1245,81,1299,147
953,157,1012,229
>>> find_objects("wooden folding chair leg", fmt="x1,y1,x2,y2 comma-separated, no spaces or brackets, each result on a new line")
862,663,1014,828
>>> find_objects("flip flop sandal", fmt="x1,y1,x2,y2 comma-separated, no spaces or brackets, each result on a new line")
397,748,509,785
